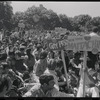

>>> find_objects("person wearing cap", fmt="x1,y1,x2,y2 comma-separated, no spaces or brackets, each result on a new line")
23,74,74,97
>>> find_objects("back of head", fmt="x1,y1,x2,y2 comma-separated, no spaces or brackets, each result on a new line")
47,59,57,70
39,74,54,85
56,59,63,68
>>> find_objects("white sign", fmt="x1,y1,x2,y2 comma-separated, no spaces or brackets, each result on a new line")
65,35,100,54
48,35,100,54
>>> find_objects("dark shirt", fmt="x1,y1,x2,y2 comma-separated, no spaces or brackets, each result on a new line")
25,54,35,72
14,58,26,73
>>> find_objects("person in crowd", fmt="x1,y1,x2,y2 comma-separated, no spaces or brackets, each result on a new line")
55,59,68,93
19,45,26,57
44,59,59,90
32,43,43,61
25,48,35,73
0,75,10,97
88,61,100,86
33,50,48,78
8,69,24,89
76,58,100,97
0,52,7,63
23,74,74,97
69,52,82,77
14,50,28,77
48,50,55,59
6,51,16,70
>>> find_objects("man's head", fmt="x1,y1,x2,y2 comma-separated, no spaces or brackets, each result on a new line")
40,50,48,60
19,45,26,53
47,59,57,70
39,74,55,90
36,44,42,51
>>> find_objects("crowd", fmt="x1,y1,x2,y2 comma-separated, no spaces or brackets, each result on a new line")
0,28,100,97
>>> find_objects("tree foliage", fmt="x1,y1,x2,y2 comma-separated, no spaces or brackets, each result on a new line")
1,3,100,34
0,1,13,30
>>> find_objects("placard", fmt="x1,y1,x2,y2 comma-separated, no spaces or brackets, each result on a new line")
47,35,100,54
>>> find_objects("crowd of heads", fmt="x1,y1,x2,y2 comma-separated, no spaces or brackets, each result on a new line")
0,28,100,97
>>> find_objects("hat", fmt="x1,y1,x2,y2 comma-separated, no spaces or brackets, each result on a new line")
40,51,47,59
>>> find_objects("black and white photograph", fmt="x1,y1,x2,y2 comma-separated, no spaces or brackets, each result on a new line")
0,1,100,97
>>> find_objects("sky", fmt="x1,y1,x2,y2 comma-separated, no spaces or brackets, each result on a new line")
11,1,100,18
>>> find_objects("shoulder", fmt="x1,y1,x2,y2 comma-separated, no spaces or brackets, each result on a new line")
52,88,74,97
23,84,40,97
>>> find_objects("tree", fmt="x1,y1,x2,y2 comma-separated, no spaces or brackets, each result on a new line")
0,1,13,30
22,4,60,30
91,17,100,32
12,11,25,29
58,14,73,31
72,14,92,32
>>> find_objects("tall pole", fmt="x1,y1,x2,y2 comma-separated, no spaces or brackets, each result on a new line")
61,50,69,88
83,51,87,97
